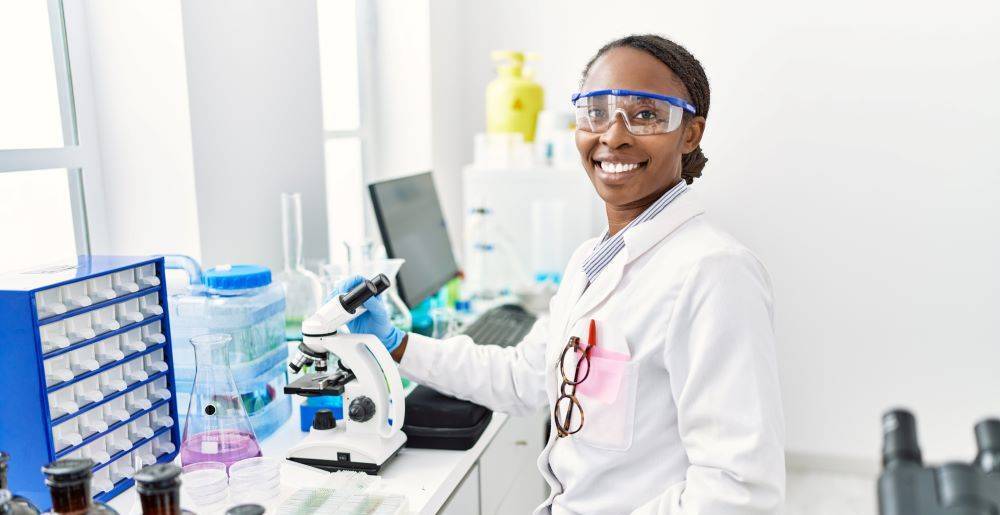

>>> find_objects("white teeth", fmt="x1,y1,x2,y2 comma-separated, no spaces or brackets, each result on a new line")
599,161,641,174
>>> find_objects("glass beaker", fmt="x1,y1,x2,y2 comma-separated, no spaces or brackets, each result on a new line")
277,193,324,340
180,334,261,468
360,258,412,332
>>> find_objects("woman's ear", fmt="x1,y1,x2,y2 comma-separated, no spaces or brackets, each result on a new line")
681,116,706,154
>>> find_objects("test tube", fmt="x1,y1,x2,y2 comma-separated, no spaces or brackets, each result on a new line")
69,345,100,376
65,313,97,343
53,419,84,450
49,388,81,420
40,321,71,353
61,282,92,310
107,426,133,456
153,433,175,456
91,306,121,335
121,328,147,355
110,455,136,483
132,442,157,469
80,410,110,437
128,418,155,444
124,359,149,384
35,288,67,319
126,390,152,414
151,405,174,430
141,322,166,345
112,269,140,296
136,264,161,288
73,376,104,406
147,378,171,402
116,299,144,326
144,350,169,375
92,467,115,494
139,293,164,318
87,274,117,302
98,366,128,396
44,355,75,386
102,397,131,426
96,335,126,364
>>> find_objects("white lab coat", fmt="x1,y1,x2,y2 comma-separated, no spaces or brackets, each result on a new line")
399,189,785,514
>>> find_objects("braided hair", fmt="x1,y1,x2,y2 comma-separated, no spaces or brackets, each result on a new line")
582,34,711,184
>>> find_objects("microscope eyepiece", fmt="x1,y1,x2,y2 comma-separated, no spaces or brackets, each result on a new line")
340,274,391,314
882,408,922,469
974,418,1000,474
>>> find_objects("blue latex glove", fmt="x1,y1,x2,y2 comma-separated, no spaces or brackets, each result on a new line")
330,275,405,352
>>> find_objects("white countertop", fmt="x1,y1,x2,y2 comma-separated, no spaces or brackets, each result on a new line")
108,390,507,515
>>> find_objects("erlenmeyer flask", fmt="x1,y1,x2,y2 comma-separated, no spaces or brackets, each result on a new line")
277,193,324,341
359,258,412,332
180,334,261,468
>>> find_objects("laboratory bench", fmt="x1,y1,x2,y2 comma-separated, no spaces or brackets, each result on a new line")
107,372,548,515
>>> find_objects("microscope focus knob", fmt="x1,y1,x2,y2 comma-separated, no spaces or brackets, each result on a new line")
312,409,337,431
349,397,376,423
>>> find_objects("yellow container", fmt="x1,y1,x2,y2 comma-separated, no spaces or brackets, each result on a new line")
486,51,544,142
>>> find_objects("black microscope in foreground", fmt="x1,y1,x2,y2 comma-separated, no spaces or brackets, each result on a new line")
879,409,1000,514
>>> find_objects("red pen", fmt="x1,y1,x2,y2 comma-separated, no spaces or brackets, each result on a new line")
587,319,597,351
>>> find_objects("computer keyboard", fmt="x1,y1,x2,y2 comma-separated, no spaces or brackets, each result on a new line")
461,304,537,347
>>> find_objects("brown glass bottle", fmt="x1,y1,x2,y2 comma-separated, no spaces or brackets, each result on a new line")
0,452,40,514
133,465,193,515
41,459,117,515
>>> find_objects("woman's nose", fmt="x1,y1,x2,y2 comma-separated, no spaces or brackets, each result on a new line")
599,111,634,148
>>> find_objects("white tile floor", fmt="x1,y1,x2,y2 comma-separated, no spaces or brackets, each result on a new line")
786,469,877,515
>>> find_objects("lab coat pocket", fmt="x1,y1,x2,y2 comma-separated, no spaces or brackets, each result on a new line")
576,352,639,452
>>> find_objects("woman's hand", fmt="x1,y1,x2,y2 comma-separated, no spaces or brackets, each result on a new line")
330,275,405,353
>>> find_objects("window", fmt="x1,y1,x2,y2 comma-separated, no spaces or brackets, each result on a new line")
317,0,372,262
0,0,102,274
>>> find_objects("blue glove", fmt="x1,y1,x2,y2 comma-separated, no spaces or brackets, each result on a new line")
330,275,405,352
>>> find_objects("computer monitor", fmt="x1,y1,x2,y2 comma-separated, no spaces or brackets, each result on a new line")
369,172,459,308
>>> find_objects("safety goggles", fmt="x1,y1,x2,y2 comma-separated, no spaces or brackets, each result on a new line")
571,89,697,135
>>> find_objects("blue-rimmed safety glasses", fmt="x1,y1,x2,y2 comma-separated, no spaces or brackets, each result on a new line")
571,89,697,135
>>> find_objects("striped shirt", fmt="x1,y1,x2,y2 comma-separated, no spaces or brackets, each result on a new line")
582,180,688,283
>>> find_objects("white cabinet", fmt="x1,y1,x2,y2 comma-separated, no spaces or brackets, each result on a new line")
440,464,481,515
478,412,547,515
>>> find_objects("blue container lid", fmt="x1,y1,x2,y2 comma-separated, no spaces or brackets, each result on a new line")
204,264,272,290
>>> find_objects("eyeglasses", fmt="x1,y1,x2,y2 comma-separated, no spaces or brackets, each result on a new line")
553,335,594,437
571,88,696,135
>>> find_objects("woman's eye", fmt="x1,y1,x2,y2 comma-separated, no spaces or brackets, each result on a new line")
635,109,657,121
588,108,607,119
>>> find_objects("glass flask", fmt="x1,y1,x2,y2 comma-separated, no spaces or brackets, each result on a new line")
40,459,117,515
360,258,412,332
276,193,324,341
180,334,261,468
0,452,40,514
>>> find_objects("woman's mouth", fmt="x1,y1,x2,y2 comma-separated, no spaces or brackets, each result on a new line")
592,159,649,184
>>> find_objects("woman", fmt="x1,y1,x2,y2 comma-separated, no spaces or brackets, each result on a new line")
340,34,785,514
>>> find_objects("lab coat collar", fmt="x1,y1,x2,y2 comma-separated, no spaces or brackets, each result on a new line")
564,190,705,327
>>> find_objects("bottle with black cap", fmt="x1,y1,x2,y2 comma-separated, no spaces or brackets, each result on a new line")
0,452,40,514
40,459,117,515
224,505,264,515
133,464,193,515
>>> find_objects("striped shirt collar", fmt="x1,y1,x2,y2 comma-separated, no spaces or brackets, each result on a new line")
582,180,688,283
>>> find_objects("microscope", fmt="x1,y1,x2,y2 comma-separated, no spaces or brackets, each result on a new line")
878,409,1000,514
283,274,407,474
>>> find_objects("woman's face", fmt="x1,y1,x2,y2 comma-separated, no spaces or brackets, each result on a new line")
576,47,705,209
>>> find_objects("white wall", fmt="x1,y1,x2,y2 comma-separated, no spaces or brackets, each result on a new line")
428,0,1000,465
83,1,201,259
181,0,329,272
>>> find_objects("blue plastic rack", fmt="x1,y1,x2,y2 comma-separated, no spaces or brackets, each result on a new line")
0,256,180,510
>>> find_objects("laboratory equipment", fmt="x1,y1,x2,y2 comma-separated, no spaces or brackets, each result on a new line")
179,462,227,507
463,203,529,299
460,304,537,347
284,275,407,473
165,257,290,439
180,334,261,468
877,409,1000,514
225,505,264,515
275,471,407,515
0,257,180,509
572,89,696,135
350,256,412,333
41,459,118,515
368,172,460,308
0,489,39,515
277,193,324,341
486,51,544,142
133,464,191,515
0,453,40,514
227,457,281,504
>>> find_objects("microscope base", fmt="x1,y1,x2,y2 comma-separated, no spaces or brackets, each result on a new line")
286,430,407,475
